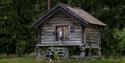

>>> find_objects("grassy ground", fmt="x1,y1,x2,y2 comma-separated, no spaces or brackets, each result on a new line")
0,57,125,63
0,57,36,63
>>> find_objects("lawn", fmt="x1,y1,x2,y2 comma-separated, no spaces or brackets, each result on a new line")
0,57,125,63
0,57,36,63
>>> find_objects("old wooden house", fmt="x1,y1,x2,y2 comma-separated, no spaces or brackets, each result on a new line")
32,3,105,59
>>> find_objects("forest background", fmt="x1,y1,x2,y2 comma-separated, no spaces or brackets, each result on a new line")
0,0,125,57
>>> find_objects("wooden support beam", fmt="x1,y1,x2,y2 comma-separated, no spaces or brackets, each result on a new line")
98,49,101,56
36,46,41,60
79,46,85,58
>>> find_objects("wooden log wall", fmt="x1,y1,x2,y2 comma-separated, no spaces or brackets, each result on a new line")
84,25,101,49
40,11,82,45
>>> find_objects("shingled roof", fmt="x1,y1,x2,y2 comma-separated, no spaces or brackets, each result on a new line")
32,3,105,28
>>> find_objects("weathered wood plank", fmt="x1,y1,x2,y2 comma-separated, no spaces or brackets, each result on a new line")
49,18,74,21
42,27,54,30
70,38,81,40
41,32,55,36
64,41,81,43
42,29,55,32
41,36,55,39
69,34,81,38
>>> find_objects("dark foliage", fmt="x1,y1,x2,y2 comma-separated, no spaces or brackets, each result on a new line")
0,0,125,57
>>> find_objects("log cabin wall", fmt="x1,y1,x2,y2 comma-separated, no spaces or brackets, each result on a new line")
40,11,82,44
84,25,101,49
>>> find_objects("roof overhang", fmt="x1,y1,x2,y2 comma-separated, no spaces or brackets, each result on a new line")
32,3,106,28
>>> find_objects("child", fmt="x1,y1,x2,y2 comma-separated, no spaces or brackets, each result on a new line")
49,49,55,63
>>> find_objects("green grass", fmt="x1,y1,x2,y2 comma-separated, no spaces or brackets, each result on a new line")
0,57,125,63
0,57,36,63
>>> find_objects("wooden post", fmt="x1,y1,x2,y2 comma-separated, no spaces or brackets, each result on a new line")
98,48,101,56
80,46,85,59
48,0,51,10
36,46,41,60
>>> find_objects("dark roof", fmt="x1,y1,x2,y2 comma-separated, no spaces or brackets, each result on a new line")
32,3,106,28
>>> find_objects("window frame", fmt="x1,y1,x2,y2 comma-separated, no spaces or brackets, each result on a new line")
56,25,69,41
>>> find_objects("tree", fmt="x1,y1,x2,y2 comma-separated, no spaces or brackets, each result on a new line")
0,0,125,57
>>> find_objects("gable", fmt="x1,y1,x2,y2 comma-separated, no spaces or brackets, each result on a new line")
41,11,86,28
42,11,82,26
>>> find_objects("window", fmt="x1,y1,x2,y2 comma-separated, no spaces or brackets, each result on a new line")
56,25,69,41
